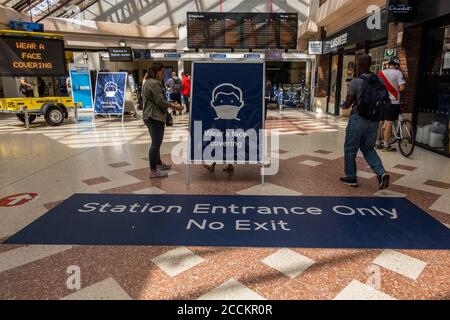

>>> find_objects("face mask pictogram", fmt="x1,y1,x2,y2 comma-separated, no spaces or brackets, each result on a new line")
210,83,244,121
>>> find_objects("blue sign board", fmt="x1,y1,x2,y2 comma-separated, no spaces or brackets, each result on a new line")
93,72,127,114
164,53,181,59
9,20,44,32
5,194,450,249
210,53,227,59
244,53,261,59
189,62,264,164
69,64,93,109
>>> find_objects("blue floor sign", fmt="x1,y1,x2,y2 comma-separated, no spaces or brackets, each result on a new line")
5,194,450,249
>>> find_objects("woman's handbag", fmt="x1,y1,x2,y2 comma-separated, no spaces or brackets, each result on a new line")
165,112,173,126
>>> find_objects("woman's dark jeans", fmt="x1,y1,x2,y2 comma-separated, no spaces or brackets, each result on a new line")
144,117,165,170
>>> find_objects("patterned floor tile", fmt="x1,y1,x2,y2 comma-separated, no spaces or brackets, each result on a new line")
133,187,166,194
61,277,132,300
262,249,315,279
373,249,428,280
198,278,265,300
151,247,205,277
299,160,322,167
236,183,302,196
0,245,74,273
334,280,396,300
82,176,111,186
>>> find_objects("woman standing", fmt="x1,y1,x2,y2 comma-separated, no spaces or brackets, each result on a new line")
142,63,182,178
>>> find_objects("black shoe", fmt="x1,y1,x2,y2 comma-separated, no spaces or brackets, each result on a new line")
378,173,390,190
339,177,358,187
382,145,397,152
157,163,172,171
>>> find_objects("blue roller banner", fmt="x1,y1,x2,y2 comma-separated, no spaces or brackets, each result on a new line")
69,64,93,109
189,62,264,164
4,194,450,250
93,72,127,114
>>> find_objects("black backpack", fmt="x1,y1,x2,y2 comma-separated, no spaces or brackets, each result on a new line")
173,78,182,92
356,73,391,121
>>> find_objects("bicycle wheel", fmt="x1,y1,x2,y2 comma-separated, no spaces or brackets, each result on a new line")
398,119,415,157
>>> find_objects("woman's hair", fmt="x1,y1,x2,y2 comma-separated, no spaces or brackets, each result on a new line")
145,63,164,80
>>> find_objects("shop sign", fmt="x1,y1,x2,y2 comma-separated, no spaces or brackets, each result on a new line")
388,0,415,22
323,7,388,54
384,49,397,59
308,41,323,55
330,33,348,49
0,36,66,76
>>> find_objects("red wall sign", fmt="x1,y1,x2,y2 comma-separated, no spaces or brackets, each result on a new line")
0,193,39,207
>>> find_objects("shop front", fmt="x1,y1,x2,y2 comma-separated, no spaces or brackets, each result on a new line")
321,8,388,116
408,0,450,156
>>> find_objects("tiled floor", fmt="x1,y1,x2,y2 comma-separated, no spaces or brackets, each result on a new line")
0,109,449,300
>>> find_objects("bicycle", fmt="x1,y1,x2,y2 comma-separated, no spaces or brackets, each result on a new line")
387,110,415,158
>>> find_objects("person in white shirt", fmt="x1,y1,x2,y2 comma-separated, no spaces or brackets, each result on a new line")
376,57,406,152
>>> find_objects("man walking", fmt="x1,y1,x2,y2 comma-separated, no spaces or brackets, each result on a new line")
376,56,406,151
340,54,390,190
165,72,183,115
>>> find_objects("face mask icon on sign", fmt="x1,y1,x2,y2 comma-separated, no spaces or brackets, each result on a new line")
104,82,118,97
210,83,244,121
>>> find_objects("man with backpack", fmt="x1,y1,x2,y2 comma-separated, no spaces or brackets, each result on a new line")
165,72,183,115
340,54,390,190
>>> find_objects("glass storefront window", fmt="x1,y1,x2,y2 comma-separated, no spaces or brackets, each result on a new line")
339,54,355,115
369,45,387,74
327,53,339,114
416,25,450,155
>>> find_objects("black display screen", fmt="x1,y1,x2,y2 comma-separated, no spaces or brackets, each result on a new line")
108,47,133,62
0,36,66,76
187,12,298,49
133,49,151,60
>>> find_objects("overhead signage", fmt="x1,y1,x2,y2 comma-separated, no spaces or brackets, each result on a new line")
308,41,323,55
0,36,66,76
244,53,261,60
9,20,44,32
164,53,181,59
187,12,298,49
133,49,151,60
210,53,227,59
265,49,283,61
108,47,133,62
189,62,264,164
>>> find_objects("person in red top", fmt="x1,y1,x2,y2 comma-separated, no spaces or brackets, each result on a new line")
181,72,191,113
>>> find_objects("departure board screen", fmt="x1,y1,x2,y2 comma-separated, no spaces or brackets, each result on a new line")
187,12,298,49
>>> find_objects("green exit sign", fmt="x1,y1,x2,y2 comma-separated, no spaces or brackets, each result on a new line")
384,48,397,59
